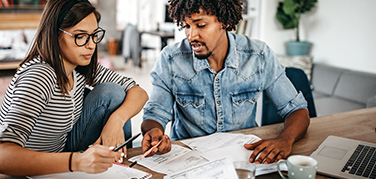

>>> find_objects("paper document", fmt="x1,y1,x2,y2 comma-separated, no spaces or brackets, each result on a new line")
28,163,152,179
182,132,261,153
128,144,208,175
201,145,253,162
125,133,286,177
164,156,238,179
182,132,287,176
200,144,287,176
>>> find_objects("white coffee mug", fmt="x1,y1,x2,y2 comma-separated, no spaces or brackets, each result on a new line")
277,155,318,179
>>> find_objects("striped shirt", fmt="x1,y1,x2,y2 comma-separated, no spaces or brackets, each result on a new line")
0,58,135,152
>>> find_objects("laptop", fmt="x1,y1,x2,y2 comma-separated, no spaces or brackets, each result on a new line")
310,135,376,179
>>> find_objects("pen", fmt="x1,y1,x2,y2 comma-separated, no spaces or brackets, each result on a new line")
112,133,141,152
129,139,163,168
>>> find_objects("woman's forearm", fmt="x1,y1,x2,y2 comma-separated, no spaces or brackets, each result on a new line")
0,142,121,176
110,85,149,124
0,142,71,176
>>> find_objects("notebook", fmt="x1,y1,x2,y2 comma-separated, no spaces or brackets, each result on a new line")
310,135,376,179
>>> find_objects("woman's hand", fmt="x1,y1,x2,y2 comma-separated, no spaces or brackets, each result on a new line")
93,85,148,163
93,115,127,163
72,145,123,173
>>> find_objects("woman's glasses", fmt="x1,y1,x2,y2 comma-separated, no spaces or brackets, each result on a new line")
59,28,106,47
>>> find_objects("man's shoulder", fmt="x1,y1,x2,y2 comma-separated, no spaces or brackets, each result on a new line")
153,39,197,80
229,32,268,53
162,38,192,58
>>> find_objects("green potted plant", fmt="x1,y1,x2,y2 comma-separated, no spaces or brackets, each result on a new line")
276,0,317,56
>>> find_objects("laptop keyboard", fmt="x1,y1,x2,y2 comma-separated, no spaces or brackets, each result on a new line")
341,144,376,178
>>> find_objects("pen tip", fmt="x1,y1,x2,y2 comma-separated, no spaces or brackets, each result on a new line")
129,162,136,168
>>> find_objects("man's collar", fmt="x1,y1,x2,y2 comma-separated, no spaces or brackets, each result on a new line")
224,32,239,69
193,31,239,73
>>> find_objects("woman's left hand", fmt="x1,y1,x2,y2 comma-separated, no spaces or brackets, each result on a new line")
93,85,148,163
94,115,127,163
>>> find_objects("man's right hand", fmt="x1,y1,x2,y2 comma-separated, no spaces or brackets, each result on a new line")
142,128,171,157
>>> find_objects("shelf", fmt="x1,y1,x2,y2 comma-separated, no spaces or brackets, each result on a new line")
0,6,44,13
0,13,41,29
0,4,44,9
0,61,21,70
0,3,43,71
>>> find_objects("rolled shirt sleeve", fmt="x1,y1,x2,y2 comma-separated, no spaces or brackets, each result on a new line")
143,49,174,130
260,42,308,119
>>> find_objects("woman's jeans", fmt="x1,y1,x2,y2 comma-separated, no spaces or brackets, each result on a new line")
64,82,132,152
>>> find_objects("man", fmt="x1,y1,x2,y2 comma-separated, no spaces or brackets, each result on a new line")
141,0,310,164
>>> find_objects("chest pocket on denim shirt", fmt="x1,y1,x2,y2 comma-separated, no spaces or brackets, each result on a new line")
175,93,205,126
231,90,260,124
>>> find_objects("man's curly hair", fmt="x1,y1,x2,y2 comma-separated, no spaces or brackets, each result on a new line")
168,0,243,31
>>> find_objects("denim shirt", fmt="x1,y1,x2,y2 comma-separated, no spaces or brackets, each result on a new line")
143,32,307,141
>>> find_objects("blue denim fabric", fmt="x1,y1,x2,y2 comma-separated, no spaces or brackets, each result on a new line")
143,32,307,141
64,82,132,152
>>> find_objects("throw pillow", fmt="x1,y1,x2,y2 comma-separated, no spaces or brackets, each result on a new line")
277,55,313,81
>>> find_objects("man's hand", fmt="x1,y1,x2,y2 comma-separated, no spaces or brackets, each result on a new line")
245,109,310,164
142,128,171,157
244,136,294,164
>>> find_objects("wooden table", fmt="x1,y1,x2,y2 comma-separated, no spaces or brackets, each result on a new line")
1,107,375,178
125,107,376,178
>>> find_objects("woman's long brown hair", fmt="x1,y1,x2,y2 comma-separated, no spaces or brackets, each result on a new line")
20,0,101,95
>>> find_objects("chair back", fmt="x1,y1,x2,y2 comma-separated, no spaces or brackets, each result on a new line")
121,24,142,66
261,67,317,126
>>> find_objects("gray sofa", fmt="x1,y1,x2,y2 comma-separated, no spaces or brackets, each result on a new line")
311,63,376,116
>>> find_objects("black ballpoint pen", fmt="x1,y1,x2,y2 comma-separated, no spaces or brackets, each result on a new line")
112,133,141,152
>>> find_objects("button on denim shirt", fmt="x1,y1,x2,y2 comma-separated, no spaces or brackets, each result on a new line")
143,32,307,141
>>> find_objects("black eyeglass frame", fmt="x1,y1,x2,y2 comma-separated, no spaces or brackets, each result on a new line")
59,27,106,47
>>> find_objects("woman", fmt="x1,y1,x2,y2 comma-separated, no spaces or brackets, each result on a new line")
0,0,148,176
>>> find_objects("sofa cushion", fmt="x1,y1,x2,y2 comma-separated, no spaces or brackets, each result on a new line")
334,70,376,104
0,30,27,48
0,29,29,60
311,64,347,96
312,91,329,99
314,97,365,116
23,28,38,46
367,96,376,108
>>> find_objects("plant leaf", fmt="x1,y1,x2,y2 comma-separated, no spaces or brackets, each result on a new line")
276,0,317,41
294,0,317,13
276,2,297,29
283,0,298,15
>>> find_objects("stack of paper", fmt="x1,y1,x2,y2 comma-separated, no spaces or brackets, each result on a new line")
128,132,287,178
129,145,208,174
164,156,238,179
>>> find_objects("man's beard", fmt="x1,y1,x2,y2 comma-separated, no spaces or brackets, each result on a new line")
194,51,212,59
191,41,212,59
190,29,224,60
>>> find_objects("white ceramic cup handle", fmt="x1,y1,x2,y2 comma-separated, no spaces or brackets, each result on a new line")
277,159,288,179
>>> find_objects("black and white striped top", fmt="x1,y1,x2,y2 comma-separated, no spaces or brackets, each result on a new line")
0,58,135,152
